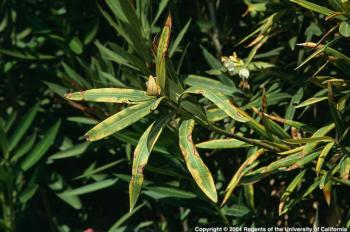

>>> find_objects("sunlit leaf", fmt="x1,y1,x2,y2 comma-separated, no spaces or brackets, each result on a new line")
84,98,163,141
64,88,154,104
179,119,217,202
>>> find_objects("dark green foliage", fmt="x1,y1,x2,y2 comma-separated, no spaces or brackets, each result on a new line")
1,0,350,231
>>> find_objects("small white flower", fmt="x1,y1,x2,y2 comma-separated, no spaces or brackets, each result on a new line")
239,68,250,79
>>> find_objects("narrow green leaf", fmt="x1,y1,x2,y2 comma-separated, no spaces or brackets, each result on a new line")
283,136,334,144
108,203,144,232
4,111,17,132
129,114,172,212
169,18,191,57
0,48,56,60
11,132,37,162
295,97,328,108
278,146,305,156
64,88,154,104
287,150,320,170
179,119,217,203
339,21,350,37
0,122,8,157
302,179,321,198
143,186,196,199
75,160,124,180
316,142,335,175
20,120,61,171
62,62,90,88
183,86,249,122
69,36,83,55
328,83,344,137
83,19,99,45
48,142,91,161
196,138,250,149
44,81,69,97
49,173,82,209
8,103,39,152
67,117,98,125
263,116,291,140
184,75,236,96
84,98,163,141
19,184,39,204
279,170,306,215
152,0,170,25
290,0,342,18
302,123,335,155
222,205,251,217
62,178,118,196
95,41,138,70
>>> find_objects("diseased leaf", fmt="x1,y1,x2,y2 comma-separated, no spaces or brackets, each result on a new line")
279,170,306,215
316,142,334,175
156,14,172,91
84,98,163,141
340,157,350,181
196,138,250,149
283,136,334,144
64,88,154,104
264,152,304,173
302,123,335,155
129,114,172,212
184,75,236,96
221,149,264,206
179,119,217,203
182,86,249,122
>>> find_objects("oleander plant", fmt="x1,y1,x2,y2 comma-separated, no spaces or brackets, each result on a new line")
1,0,350,231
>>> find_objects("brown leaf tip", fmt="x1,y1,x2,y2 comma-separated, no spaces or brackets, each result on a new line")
84,134,91,141
165,14,172,29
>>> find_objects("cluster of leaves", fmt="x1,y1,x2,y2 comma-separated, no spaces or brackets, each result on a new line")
1,0,350,231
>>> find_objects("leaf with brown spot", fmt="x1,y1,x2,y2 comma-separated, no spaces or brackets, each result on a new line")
179,119,217,203
156,14,172,92
64,88,154,104
221,149,264,206
84,98,164,141
129,113,172,212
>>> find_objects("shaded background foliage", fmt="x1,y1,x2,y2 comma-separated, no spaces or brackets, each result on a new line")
0,0,350,231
